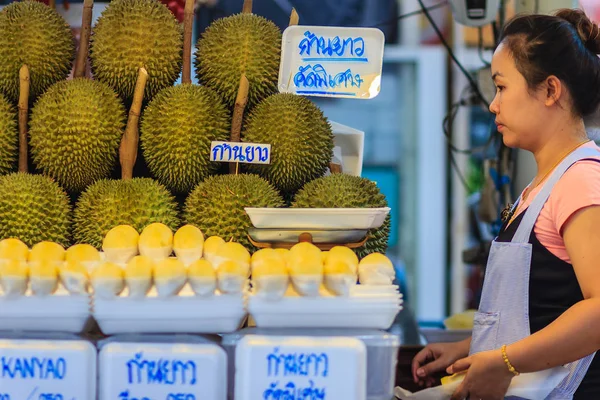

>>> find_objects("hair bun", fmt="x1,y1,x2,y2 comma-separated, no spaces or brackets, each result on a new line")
556,8,600,54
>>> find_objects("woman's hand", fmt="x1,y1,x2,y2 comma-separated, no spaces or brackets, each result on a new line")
448,349,514,400
411,338,471,387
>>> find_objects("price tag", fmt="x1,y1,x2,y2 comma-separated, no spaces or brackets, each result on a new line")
0,339,96,400
235,335,367,400
209,141,271,164
278,26,385,99
98,342,227,400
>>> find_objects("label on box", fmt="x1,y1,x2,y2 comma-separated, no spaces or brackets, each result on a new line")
278,25,385,99
99,342,226,400
235,335,367,400
209,141,271,164
0,339,96,400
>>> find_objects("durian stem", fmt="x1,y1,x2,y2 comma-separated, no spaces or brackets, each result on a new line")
74,0,94,79
18,65,30,173
229,74,249,174
242,0,252,13
49,0,56,9
182,0,195,84
120,67,148,180
289,8,299,26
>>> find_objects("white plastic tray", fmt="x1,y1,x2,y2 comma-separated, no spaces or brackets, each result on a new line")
244,207,390,230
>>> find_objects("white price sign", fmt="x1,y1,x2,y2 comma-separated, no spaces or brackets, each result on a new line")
98,342,227,400
210,141,271,164
0,339,96,400
278,26,385,99
234,335,367,400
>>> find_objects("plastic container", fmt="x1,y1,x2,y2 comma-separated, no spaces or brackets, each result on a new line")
221,328,400,400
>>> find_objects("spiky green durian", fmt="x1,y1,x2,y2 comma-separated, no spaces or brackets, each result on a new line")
0,94,17,175
29,78,126,192
194,13,281,108
90,0,183,102
140,84,230,194
0,173,71,247
184,174,285,251
292,174,390,258
74,178,180,249
0,1,75,102
242,93,334,195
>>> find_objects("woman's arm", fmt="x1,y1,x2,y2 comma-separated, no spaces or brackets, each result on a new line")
505,205,600,373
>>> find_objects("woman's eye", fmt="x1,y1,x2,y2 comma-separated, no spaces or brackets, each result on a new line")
496,85,505,92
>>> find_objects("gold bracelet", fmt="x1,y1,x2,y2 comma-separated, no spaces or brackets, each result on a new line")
501,344,520,376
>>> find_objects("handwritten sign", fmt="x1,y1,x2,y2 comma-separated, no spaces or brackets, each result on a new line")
278,26,385,99
210,141,271,164
234,335,367,400
0,339,96,400
99,342,227,400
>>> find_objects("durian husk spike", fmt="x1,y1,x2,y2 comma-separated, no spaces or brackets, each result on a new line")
74,0,93,79
182,0,195,84
289,8,299,26
120,67,148,180
242,0,252,14
228,73,249,174
18,65,30,173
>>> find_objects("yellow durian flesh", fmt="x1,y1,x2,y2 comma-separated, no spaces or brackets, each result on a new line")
29,259,59,296
323,260,356,296
217,260,246,294
358,252,395,285
213,241,250,276
60,260,89,295
173,225,204,265
252,258,288,300
66,244,101,264
203,236,225,265
124,255,154,298
0,238,29,262
102,225,139,263
274,248,289,264
187,259,216,296
288,251,323,297
29,241,65,263
327,246,359,275
139,222,173,260
91,262,125,299
0,259,28,296
153,258,186,297
251,248,284,272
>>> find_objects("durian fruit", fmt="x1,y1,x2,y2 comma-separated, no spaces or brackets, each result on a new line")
29,241,66,264
203,236,225,266
173,225,204,266
139,222,173,260
0,0,75,102
91,261,125,299
29,79,126,192
74,178,179,249
242,94,334,195
252,256,288,300
153,258,186,297
187,259,216,296
358,253,396,285
0,94,17,175
0,173,71,247
59,260,89,295
184,174,285,251
323,260,356,296
216,260,246,294
102,225,140,264
292,174,391,258
90,0,183,102
194,13,281,108
124,255,153,298
0,259,28,296
287,242,323,297
29,259,59,296
65,244,101,270
140,85,230,193
0,238,29,262
211,241,250,276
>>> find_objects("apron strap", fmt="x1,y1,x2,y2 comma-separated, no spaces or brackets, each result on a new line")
511,147,600,244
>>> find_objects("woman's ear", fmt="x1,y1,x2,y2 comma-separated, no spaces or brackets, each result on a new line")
544,75,563,107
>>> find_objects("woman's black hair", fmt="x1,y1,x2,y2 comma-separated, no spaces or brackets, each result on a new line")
499,8,600,118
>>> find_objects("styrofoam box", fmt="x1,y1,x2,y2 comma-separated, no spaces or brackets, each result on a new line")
234,334,367,400
222,328,399,400
0,338,96,399
99,339,227,400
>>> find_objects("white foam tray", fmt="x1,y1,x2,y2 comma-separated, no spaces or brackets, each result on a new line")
244,207,390,230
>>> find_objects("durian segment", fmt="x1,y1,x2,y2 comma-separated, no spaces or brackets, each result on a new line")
323,261,356,296
0,173,71,248
194,13,281,108
59,260,89,295
216,260,246,294
358,253,396,285
288,245,323,297
0,238,29,262
0,259,28,296
102,225,140,264
202,236,225,266
173,225,205,266
90,0,183,102
0,1,75,102
74,178,179,249
139,222,173,260
187,259,216,296
140,85,231,193
29,79,126,192
274,248,290,265
0,94,18,175
212,241,251,277
251,248,284,271
292,173,390,258
91,261,125,299
327,246,359,275
29,259,59,296
29,241,66,263
252,257,288,300
153,258,186,297
65,243,101,272
124,255,154,298
184,174,285,252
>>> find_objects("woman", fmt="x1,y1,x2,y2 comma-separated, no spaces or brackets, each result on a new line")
411,8,600,400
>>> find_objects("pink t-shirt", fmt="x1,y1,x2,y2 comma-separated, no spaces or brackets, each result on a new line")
510,141,600,264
